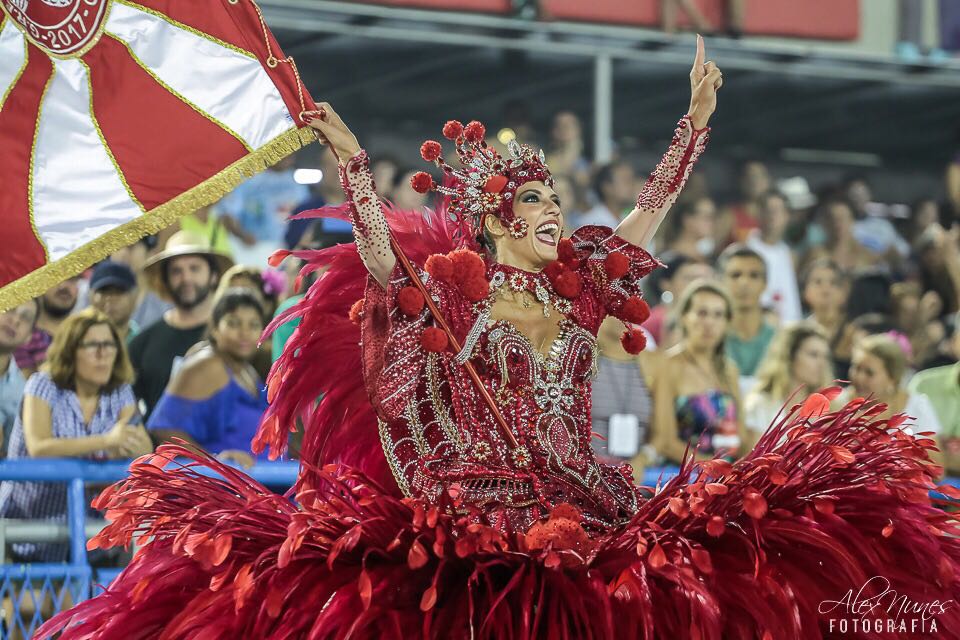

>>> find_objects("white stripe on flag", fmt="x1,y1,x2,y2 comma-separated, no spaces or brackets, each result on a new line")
105,2,295,150
33,59,142,261
0,20,27,111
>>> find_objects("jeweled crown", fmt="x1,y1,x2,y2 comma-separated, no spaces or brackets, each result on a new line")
411,119,553,240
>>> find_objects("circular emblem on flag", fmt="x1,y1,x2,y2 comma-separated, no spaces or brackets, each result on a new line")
2,0,110,57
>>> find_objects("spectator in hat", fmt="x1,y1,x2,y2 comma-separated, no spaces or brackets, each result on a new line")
90,261,140,344
128,230,233,418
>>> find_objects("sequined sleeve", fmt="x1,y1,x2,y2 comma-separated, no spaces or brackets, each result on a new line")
361,260,461,422
339,150,394,280
635,115,710,215
571,225,662,318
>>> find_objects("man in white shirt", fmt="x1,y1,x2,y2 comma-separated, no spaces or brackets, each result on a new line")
745,191,802,323
576,161,636,229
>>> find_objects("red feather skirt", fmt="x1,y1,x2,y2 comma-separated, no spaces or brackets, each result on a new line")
38,396,960,640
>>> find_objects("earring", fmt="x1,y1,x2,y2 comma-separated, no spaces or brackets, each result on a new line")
508,217,529,239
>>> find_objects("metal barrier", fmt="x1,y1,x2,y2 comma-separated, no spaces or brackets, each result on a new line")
0,458,298,639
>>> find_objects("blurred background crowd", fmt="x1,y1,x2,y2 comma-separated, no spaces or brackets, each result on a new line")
1,0,959,567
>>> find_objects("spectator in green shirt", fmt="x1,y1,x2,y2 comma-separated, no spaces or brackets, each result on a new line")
909,317,960,474
721,244,776,397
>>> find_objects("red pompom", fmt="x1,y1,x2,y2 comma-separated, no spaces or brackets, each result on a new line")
349,298,364,325
604,252,630,279
442,120,464,140
459,277,489,302
420,140,442,162
397,286,425,316
621,327,647,354
410,172,435,194
448,249,486,284
553,271,582,299
544,260,566,282
421,327,449,352
463,121,486,143
425,254,454,283
557,238,576,263
550,503,582,522
620,296,651,324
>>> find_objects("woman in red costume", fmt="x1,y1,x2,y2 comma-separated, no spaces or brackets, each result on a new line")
41,39,960,639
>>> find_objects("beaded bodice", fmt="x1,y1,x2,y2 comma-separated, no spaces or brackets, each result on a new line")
369,238,660,533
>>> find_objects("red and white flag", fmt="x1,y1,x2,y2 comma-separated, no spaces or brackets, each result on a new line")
0,0,316,310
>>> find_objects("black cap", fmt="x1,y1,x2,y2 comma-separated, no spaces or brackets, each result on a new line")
90,261,137,292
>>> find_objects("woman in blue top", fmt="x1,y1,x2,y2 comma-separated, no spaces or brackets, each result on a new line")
0,308,153,562
148,289,269,468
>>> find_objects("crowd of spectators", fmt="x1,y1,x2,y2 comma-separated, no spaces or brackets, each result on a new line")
1,103,959,564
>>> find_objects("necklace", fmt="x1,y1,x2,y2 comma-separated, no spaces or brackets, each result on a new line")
485,266,572,318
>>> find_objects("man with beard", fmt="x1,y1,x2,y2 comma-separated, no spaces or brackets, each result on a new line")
129,231,233,418
13,278,80,376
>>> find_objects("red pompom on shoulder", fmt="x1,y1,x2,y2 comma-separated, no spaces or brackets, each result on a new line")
425,254,454,283
420,141,442,162
421,327,449,352
459,277,490,302
553,271,582,299
397,286,425,317
557,238,576,264
464,121,486,143
544,260,566,282
442,120,464,140
448,249,486,284
410,172,435,194
620,296,651,324
349,298,364,325
621,327,647,354
604,252,630,279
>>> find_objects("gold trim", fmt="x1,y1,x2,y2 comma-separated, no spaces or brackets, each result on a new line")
115,0,256,61
0,0,113,61
0,125,316,311
28,58,54,265
0,35,28,114
78,57,145,214
105,32,253,153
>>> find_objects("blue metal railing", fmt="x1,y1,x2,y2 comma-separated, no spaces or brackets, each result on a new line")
0,458,298,638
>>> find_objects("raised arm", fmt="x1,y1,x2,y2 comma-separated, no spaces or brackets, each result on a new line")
304,103,396,288
616,35,722,248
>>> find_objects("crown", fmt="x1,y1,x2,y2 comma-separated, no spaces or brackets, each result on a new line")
410,120,553,240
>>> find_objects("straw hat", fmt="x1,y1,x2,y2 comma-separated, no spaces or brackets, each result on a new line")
141,230,234,302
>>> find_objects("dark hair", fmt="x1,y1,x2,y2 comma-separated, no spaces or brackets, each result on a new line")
717,243,767,280
846,270,892,319
849,312,895,335
757,190,788,213
800,258,846,291
211,288,267,330
648,250,706,299
591,161,629,200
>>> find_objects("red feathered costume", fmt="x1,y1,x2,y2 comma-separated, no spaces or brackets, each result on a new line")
39,118,960,639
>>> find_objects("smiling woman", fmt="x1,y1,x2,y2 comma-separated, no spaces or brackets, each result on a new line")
0,307,151,563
